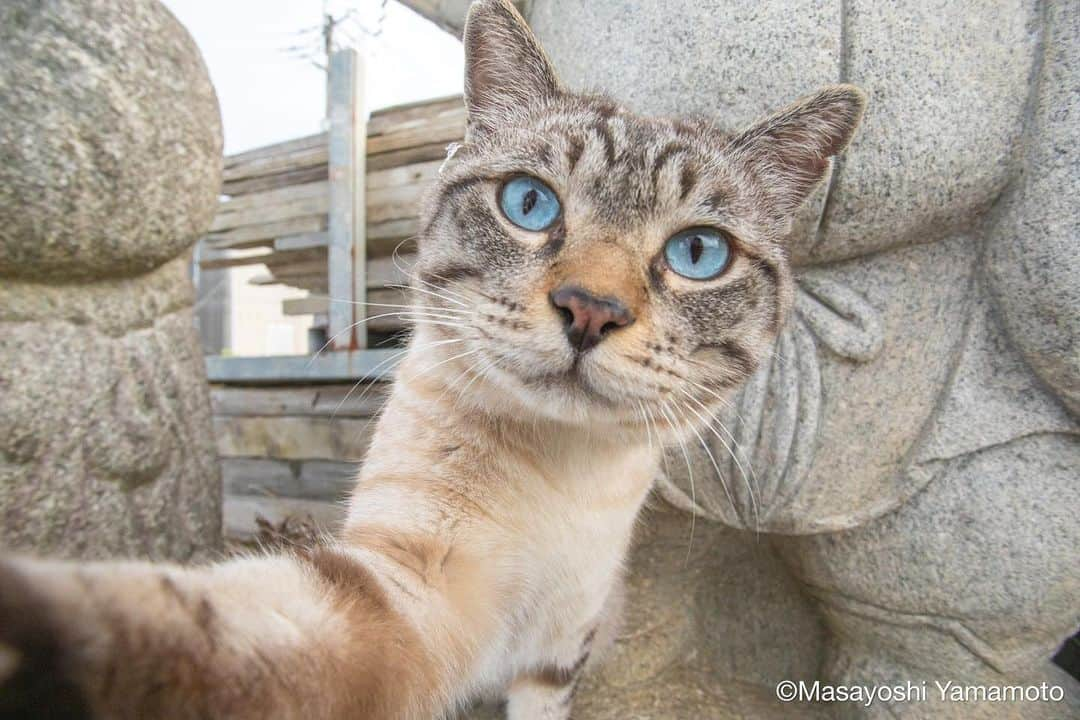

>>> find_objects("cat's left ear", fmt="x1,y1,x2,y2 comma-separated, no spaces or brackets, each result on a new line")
727,84,867,216
462,0,560,133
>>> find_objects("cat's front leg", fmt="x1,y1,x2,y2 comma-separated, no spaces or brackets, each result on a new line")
0,547,442,720
505,582,623,720
505,627,596,720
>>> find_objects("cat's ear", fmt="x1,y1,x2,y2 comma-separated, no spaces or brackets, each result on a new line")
462,0,560,132
727,85,866,215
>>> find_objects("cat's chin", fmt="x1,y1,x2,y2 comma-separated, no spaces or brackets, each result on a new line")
471,358,655,430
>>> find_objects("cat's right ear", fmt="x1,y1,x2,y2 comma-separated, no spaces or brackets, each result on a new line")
726,85,866,217
462,0,560,134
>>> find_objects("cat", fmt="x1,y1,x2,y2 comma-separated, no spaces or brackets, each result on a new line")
0,1,864,718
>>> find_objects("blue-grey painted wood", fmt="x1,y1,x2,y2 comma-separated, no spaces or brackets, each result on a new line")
205,350,401,384
326,49,367,350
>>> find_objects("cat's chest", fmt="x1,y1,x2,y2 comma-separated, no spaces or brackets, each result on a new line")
488,477,649,673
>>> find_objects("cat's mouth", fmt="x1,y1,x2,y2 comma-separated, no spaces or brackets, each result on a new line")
517,359,618,407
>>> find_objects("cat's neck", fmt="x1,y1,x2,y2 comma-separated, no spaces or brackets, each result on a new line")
354,333,657,513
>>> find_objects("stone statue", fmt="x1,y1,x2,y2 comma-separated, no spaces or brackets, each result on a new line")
0,0,223,561
404,1,1079,717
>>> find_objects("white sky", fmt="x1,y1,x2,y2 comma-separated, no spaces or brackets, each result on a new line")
161,0,465,154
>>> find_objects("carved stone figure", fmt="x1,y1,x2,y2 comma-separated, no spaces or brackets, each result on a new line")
0,0,223,561
404,1,1079,717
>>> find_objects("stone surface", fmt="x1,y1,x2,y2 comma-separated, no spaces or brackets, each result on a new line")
0,0,223,561
808,0,1039,265
985,0,1080,416
0,0,222,282
777,431,1080,719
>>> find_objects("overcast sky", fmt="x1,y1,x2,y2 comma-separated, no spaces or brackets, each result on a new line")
160,0,465,154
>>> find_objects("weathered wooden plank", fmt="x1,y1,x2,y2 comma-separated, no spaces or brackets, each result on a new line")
212,181,429,235
211,195,330,233
202,236,277,252
211,168,431,239
222,458,359,502
282,296,331,316
367,182,432,225
213,415,376,462
198,250,271,270
224,132,328,169
256,276,327,294
366,142,451,172
206,215,327,249
368,107,467,145
280,287,411,330
219,160,438,209
217,181,329,215
197,247,322,272
223,144,329,183
224,494,344,541
367,115,466,156
210,383,389,418
205,349,401,384
367,95,464,136
367,253,413,288
368,234,417,260
274,231,329,252
223,165,330,197
275,254,409,309
367,159,442,191
264,249,327,269
368,217,421,242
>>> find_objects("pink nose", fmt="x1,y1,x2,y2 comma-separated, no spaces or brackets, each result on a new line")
550,285,635,352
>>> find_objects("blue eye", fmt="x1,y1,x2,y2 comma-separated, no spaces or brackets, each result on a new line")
663,228,733,280
499,175,561,231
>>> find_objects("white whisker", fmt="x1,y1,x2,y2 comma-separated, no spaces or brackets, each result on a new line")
679,388,760,532
392,283,470,308
675,399,737,524
657,400,697,564
330,337,466,419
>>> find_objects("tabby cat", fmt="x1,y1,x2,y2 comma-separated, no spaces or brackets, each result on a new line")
0,1,864,717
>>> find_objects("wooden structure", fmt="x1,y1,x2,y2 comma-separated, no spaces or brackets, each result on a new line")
213,383,388,539
200,48,467,369
198,49,468,539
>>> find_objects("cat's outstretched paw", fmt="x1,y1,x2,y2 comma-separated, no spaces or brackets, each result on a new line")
0,559,93,720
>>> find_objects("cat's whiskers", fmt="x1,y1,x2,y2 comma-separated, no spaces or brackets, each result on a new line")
330,336,467,420
452,354,503,416
438,351,490,406
678,388,760,532
657,400,697,563
679,375,757,441
678,379,761,488
389,238,477,306
342,299,477,316
392,283,472,309
305,300,476,366
389,233,500,304
672,397,740,528
386,248,475,306
635,400,654,453
414,347,484,382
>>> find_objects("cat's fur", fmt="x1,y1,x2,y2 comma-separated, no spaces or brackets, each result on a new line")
0,1,864,718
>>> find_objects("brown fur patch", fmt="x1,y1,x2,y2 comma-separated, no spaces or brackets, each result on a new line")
293,544,444,719
298,546,392,613
526,650,590,689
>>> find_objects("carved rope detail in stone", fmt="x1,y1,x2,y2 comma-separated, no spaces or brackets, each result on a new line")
656,278,884,528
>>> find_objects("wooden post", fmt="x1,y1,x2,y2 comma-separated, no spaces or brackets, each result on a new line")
327,48,367,350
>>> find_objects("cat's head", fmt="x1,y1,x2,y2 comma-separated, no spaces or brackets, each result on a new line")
411,0,864,432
